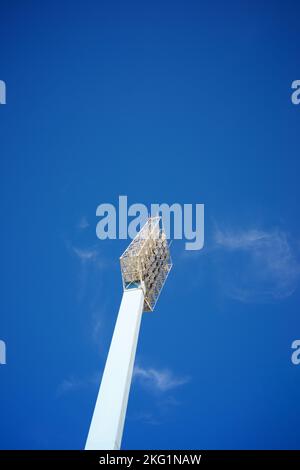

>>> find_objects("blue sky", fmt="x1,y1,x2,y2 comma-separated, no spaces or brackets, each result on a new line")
0,0,300,449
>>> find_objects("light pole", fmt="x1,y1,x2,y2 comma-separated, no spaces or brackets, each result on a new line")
85,217,172,450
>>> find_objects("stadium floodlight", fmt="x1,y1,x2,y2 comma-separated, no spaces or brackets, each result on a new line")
85,216,172,450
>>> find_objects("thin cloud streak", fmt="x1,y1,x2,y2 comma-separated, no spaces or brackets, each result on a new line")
65,239,103,266
133,365,190,392
215,228,270,250
214,227,300,302
72,246,99,262
78,216,90,230
56,373,99,397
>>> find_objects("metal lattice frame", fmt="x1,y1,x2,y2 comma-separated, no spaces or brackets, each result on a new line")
120,217,172,311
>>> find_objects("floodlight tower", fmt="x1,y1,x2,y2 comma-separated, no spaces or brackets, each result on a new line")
85,217,172,450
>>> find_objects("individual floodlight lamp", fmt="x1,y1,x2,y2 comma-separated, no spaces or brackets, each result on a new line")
85,216,172,450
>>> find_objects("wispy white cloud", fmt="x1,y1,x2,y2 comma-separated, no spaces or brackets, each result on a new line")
214,227,300,302
72,246,99,262
65,239,106,305
78,216,90,230
91,313,103,343
57,366,189,401
133,365,190,392
128,411,160,426
215,228,269,250
68,243,105,271
56,373,99,397
65,238,102,265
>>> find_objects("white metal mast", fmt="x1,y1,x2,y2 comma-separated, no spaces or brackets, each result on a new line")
85,217,172,450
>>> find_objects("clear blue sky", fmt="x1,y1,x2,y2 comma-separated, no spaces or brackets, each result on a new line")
0,0,300,449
